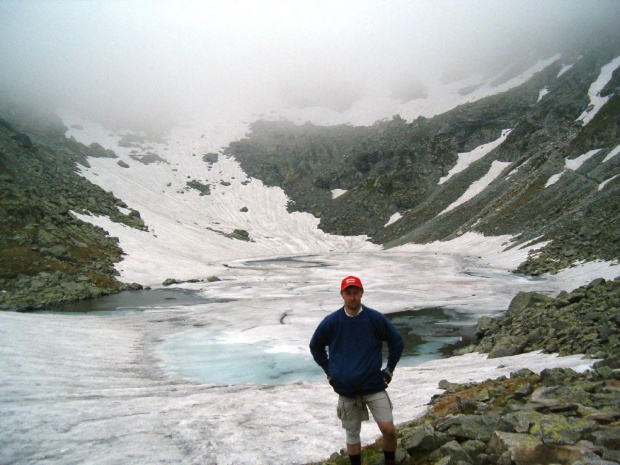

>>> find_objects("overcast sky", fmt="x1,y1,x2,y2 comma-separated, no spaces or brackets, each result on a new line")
1,0,619,132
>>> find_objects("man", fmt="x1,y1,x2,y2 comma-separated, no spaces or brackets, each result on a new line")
309,276,405,465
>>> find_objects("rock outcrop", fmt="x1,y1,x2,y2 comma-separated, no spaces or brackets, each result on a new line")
459,278,620,361
0,105,147,310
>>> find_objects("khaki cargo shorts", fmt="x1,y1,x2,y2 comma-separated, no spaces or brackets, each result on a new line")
337,390,393,444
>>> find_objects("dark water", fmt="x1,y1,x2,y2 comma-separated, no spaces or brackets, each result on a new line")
240,255,334,268
386,307,475,363
39,288,229,315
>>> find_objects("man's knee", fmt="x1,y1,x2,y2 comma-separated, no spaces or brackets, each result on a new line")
377,421,395,436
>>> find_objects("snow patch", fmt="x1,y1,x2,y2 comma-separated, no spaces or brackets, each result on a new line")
557,63,574,78
599,174,618,191
506,158,530,179
603,144,620,163
439,129,511,185
576,56,620,125
331,188,347,199
384,212,402,227
61,114,376,285
440,161,511,215
545,172,563,188
545,149,602,188
537,87,549,102
565,148,601,170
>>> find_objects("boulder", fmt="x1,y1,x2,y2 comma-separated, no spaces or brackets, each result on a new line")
488,335,528,358
401,421,449,453
475,316,499,338
506,292,554,317
529,414,598,445
428,440,473,464
496,410,543,434
433,414,499,442
488,431,541,464
588,427,620,450
489,432,608,465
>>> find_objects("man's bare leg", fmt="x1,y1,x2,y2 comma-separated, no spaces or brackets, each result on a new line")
378,421,397,464
346,442,361,464
377,421,396,451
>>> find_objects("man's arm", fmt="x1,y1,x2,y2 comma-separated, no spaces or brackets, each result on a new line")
382,315,405,371
309,319,331,374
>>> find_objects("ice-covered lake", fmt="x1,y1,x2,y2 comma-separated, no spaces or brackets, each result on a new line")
0,251,611,465
52,251,559,386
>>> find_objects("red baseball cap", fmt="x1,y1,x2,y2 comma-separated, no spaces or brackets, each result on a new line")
341,276,363,291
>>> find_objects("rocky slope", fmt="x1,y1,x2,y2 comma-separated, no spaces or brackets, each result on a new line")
312,364,620,465
0,103,146,310
459,278,620,361
227,43,620,276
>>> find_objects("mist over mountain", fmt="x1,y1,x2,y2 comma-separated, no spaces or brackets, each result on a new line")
1,0,620,134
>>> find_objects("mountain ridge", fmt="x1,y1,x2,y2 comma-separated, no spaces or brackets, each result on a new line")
0,44,619,310
228,44,620,276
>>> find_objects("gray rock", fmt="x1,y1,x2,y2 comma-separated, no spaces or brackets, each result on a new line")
507,292,554,317
401,421,449,453
434,414,499,442
428,440,473,464
487,431,542,464
529,413,598,445
496,410,543,434
488,335,528,358
588,427,620,450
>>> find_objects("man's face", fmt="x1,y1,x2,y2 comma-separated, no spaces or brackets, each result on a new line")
341,286,363,312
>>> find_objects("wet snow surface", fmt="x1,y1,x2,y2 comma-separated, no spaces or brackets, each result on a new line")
1,251,616,465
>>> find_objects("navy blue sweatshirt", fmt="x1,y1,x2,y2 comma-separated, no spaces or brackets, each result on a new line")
309,305,404,398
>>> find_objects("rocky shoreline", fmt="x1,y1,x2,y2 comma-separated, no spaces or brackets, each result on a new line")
0,107,149,311
310,278,620,465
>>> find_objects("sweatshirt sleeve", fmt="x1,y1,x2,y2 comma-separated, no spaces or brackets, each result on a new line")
309,317,332,374
379,313,405,371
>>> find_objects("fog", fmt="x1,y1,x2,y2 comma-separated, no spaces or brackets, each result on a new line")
1,0,619,133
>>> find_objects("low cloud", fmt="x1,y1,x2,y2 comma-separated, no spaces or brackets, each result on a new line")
1,0,619,133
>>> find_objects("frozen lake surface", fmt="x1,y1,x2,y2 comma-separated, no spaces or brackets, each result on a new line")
1,251,609,465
